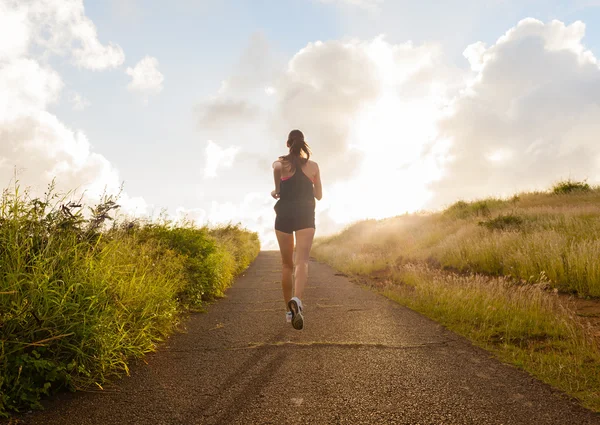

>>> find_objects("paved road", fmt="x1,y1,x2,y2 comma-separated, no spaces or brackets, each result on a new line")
15,252,600,425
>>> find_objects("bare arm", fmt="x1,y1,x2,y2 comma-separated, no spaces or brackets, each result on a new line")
272,161,282,199
313,162,322,201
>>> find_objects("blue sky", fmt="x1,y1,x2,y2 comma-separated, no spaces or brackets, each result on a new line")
50,0,600,209
4,0,600,247
50,1,340,210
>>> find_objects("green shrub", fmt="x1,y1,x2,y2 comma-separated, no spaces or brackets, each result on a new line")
0,185,260,417
136,225,222,306
552,179,591,194
210,224,260,274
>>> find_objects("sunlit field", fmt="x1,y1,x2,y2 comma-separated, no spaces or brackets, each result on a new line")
313,180,600,411
0,185,260,417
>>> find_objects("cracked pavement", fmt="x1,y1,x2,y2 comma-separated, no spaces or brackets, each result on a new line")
14,251,600,425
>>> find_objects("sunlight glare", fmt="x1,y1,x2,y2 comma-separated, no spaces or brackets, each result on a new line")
327,90,445,224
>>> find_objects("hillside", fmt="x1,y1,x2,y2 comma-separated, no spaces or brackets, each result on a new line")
313,180,600,411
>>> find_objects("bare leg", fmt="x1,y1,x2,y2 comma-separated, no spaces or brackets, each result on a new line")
276,230,294,309
293,228,315,300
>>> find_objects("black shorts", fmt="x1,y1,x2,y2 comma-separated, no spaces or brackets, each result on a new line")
274,203,315,234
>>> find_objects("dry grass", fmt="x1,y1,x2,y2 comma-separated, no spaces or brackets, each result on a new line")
318,185,600,297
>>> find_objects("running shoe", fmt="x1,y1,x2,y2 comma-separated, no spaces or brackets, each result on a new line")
287,297,304,330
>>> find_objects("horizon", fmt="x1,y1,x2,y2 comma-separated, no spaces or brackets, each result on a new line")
3,0,600,248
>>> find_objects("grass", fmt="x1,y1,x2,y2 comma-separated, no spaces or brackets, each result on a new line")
313,180,600,411
478,213,524,231
319,182,600,298
381,265,600,409
0,184,260,417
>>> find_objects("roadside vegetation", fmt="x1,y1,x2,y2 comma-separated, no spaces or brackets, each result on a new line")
313,180,600,411
0,184,260,417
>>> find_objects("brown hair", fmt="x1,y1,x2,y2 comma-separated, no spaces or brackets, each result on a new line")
280,129,311,172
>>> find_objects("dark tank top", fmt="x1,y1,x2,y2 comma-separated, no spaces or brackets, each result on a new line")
274,163,315,215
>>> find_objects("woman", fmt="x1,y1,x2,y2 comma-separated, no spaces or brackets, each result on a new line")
271,129,322,330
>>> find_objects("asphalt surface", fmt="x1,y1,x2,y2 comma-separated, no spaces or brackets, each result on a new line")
14,251,600,425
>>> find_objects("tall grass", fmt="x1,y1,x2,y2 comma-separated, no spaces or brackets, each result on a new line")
318,182,600,298
383,265,600,410
0,185,259,416
313,180,600,411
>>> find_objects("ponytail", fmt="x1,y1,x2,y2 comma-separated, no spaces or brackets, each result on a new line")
281,129,311,172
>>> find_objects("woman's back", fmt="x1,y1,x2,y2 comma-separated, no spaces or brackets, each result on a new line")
278,160,316,204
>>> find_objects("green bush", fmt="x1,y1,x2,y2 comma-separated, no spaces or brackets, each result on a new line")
0,186,260,417
552,179,591,194
210,224,260,274
136,225,224,307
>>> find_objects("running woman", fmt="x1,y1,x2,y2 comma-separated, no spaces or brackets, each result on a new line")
271,130,322,330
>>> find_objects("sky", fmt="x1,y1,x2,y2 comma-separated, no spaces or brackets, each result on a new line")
3,0,600,248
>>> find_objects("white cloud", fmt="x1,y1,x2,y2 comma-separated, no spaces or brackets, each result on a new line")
271,38,382,179
0,0,143,215
271,36,460,187
0,3,30,61
0,58,63,121
126,56,165,100
429,18,600,206
204,141,239,178
14,0,126,70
